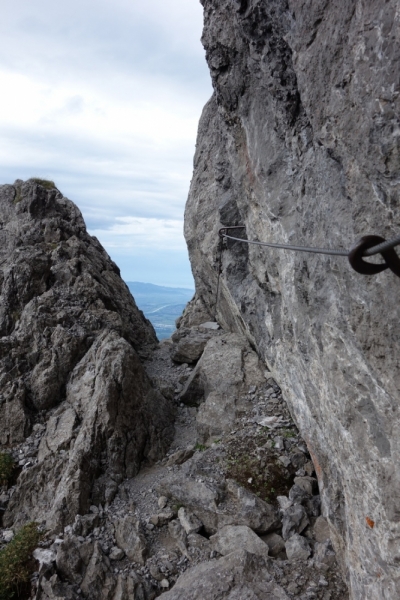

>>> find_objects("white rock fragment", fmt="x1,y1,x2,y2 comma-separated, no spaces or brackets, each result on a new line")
158,496,168,509
199,322,220,330
109,546,125,561
210,525,269,559
178,507,203,534
3,530,14,543
33,548,56,570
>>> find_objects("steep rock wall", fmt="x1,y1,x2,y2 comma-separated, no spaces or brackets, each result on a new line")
185,1,400,598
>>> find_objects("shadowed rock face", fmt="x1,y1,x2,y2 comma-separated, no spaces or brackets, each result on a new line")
185,1,400,598
0,179,174,530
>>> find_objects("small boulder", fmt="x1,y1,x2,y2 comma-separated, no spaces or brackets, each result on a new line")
2,530,14,543
314,539,336,567
178,507,203,534
166,446,195,466
171,333,210,364
313,516,330,542
294,476,318,496
157,509,176,526
109,547,125,561
210,525,269,559
168,519,189,558
115,516,147,564
285,534,311,561
282,504,309,540
158,496,168,509
33,548,56,572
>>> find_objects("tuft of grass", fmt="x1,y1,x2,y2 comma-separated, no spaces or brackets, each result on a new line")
13,188,22,204
194,443,207,452
281,428,296,439
0,522,43,600
30,178,56,190
0,454,15,487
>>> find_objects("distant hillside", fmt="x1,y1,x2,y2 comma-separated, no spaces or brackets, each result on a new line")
126,282,194,340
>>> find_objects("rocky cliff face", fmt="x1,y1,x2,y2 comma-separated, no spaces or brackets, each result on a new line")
0,179,174,532
184,1,400,598
0,180,348,599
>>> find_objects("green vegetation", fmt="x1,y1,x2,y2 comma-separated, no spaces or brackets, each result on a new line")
0,453,15,487
0,523,43,600
13,188,22,204
281,428,297,439
30,178,56,190
225,430,294,504
194,443,207,452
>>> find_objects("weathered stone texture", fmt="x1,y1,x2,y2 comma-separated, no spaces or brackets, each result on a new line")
0,179,174,530
185,1,400,598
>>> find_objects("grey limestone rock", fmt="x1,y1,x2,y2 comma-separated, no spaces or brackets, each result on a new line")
157,473,279,535
185,0,400,596
180,331,265,441
80,541,116,600
0,179,174,531
281,504,309,541
55,535,94,585
114,515,147,564
157,549,289,600
210,525,270,559
4,330,174,531
314,539,337,568
177,507,203,534
285,534,311,562
170,328,212,364
313,516,331,543
39,573,79,600
109,547,125,561
0,179,156,445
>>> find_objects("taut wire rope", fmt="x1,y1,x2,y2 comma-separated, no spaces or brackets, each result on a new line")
216,225,400,281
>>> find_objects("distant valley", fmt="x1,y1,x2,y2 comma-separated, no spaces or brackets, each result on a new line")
126,281,194,340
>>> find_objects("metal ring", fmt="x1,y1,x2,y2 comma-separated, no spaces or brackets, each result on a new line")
349,235,400,276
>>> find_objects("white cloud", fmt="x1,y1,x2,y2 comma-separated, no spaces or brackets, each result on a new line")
91,217,186,251
0,0,212,287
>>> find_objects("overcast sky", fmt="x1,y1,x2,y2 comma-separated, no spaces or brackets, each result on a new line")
0,0,212,288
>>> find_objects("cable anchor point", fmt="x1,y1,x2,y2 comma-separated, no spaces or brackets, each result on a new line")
348,235,400,277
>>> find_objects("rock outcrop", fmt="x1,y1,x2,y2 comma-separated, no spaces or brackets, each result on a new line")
0,179,174,531
184,1,400,598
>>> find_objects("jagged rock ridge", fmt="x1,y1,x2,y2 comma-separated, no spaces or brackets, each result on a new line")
0,179,174,531
184,1,400,599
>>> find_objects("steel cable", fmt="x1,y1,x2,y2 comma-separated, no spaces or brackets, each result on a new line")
219,227,400,258
221,233,348,256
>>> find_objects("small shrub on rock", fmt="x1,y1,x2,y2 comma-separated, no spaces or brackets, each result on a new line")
0,454,14,487
0,522,43,600
30,178,56,190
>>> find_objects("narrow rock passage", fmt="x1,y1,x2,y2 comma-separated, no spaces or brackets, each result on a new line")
1,324,348,600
